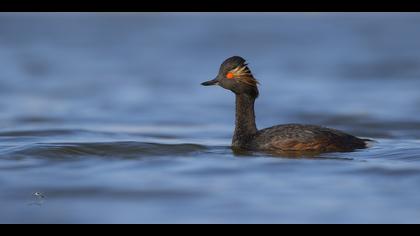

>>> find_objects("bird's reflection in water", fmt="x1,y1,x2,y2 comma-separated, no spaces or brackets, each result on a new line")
232,147,354,160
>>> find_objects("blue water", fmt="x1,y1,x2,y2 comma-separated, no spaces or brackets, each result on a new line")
1,13,420,223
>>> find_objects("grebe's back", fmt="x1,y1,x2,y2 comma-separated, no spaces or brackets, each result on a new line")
251,124,369,152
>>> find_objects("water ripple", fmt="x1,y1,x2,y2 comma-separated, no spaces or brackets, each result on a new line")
1,142,207,160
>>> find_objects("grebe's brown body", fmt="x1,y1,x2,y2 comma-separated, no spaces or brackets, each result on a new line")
202,56,370,154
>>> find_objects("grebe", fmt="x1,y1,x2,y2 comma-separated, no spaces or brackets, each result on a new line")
201,56,370,154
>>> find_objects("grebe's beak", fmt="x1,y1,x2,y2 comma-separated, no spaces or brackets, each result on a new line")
201,77,219,86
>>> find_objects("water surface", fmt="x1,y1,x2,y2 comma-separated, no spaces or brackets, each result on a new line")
1,13,420,223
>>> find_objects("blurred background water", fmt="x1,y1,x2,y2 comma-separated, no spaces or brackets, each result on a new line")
1,12,420,223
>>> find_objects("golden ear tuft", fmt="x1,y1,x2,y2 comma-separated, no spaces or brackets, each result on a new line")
230,64,259,88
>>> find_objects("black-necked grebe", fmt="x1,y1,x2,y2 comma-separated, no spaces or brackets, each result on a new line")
201,56,370,154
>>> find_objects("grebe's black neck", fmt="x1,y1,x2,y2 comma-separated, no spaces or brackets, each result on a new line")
233,93,258,147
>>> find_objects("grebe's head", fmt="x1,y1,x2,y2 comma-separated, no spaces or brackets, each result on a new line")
201,56,259,98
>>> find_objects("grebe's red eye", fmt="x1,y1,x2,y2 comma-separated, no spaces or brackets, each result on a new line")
226,72,234,79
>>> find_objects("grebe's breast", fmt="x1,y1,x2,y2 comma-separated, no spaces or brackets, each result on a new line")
251,124,369,152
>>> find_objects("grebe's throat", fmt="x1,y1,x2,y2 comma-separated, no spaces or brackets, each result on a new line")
233,93,258,147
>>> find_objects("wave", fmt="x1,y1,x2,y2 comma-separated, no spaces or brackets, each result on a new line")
1,142,208,159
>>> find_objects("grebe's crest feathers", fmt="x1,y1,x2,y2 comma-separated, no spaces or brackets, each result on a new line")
230,63,259,88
